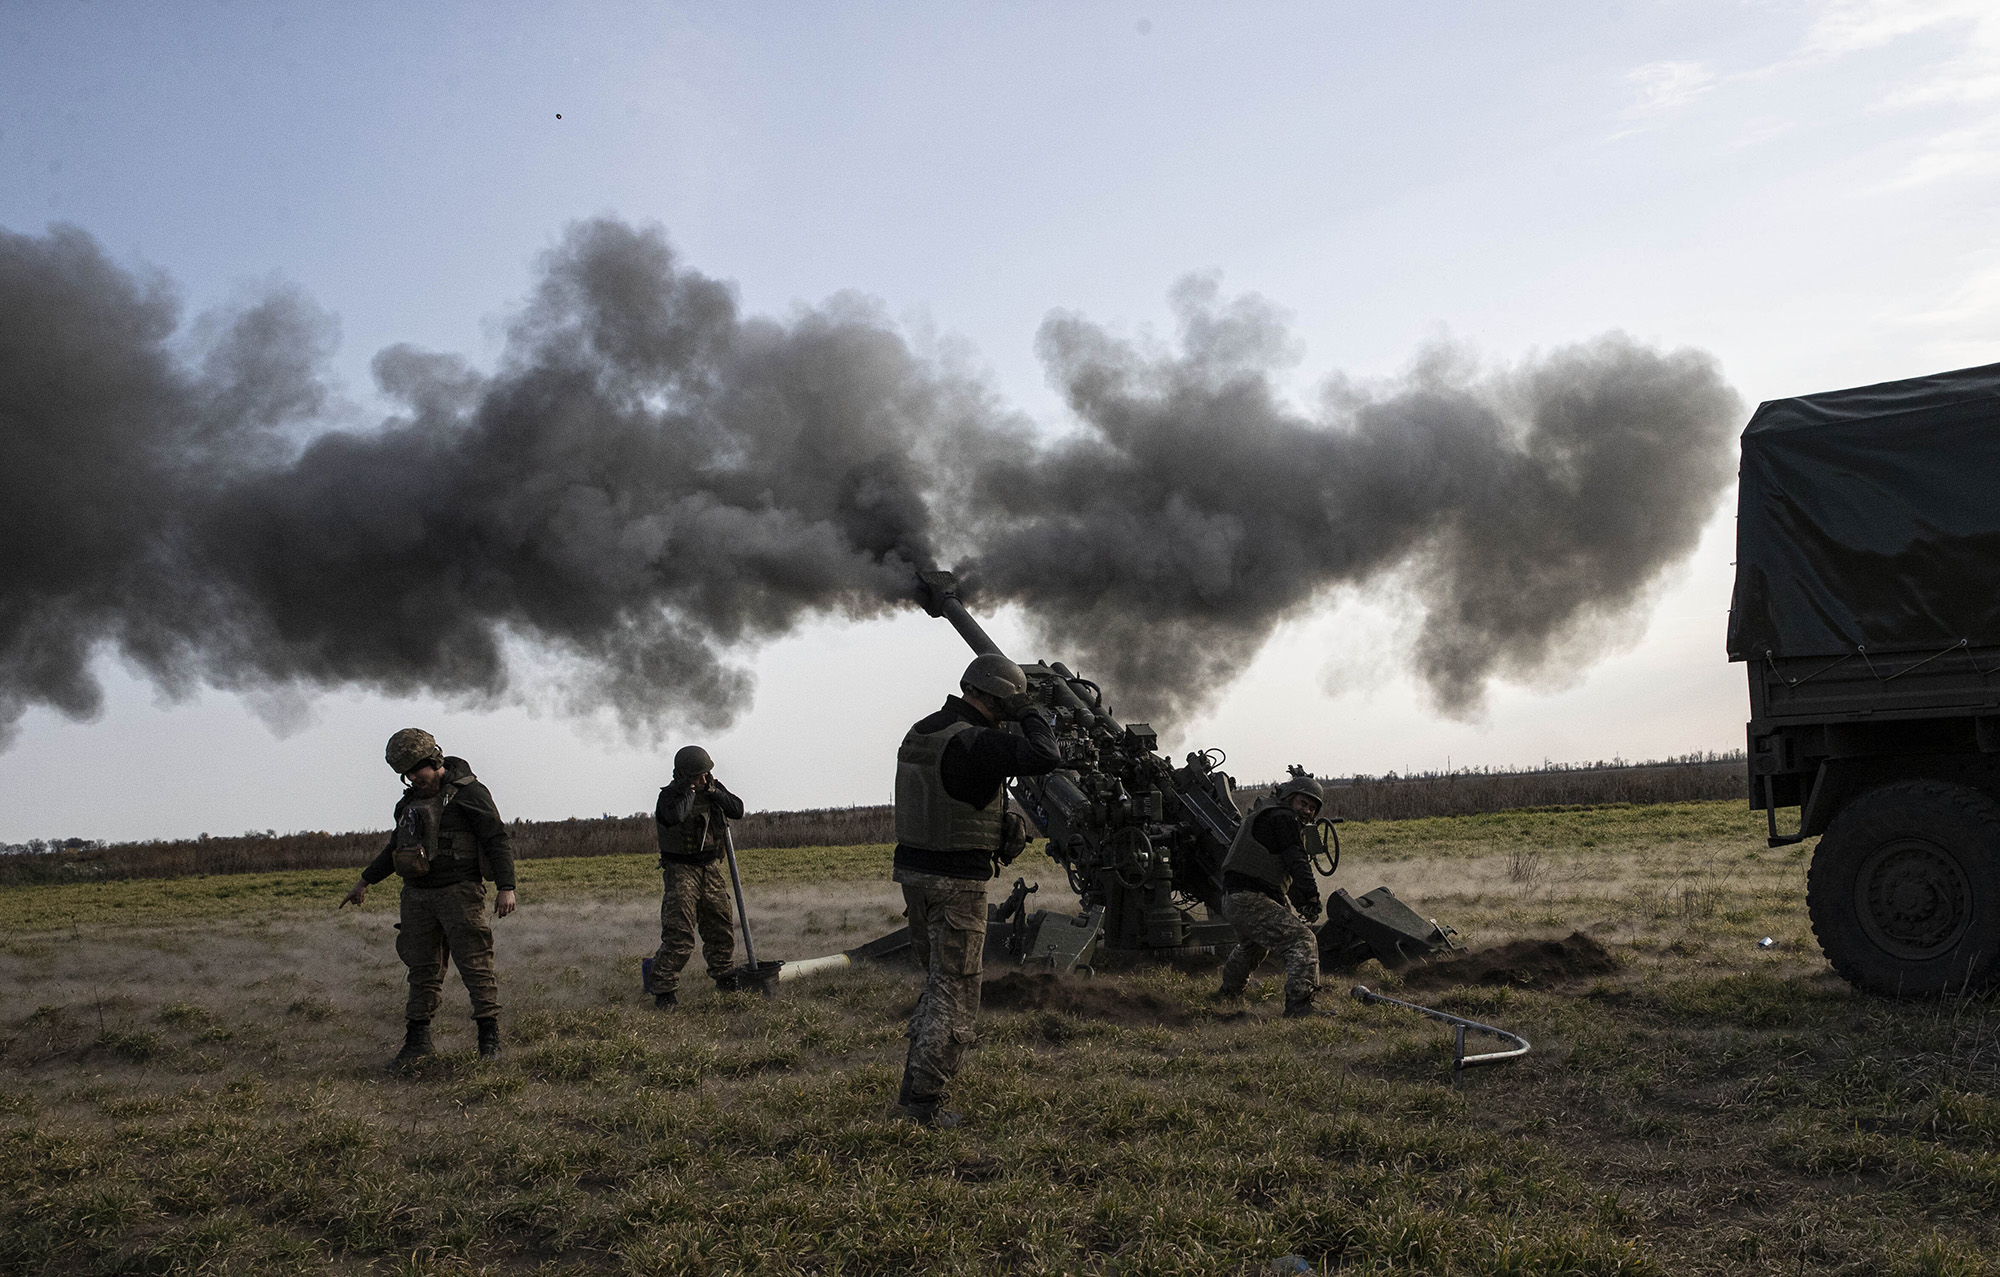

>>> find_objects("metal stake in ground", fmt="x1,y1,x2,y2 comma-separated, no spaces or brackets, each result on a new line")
1350,985,1530,1082
721,825,782,996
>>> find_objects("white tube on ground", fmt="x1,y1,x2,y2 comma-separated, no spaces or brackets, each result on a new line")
776,953,851,982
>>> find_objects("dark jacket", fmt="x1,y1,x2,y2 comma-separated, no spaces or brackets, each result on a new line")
1223,806,1319,912
656,778,745,866
363,756,515,891
893,696,1061,881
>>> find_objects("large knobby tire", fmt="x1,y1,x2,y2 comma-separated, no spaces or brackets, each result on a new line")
1807,780,2000,996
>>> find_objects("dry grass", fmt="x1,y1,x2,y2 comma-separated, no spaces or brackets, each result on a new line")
6,800,2000,1274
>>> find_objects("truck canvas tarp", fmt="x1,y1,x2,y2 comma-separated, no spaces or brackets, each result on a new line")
1729,360,2000,662
1731,360,2000,997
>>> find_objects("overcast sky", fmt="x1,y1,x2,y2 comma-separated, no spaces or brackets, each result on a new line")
4,0,1999,843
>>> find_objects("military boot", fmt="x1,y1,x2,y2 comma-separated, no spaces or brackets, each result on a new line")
1282,990,1321,1019
1209,983,1246,1005
391,1020,434,1069
901,1094,963,1129
652,990,678,1010
476,1017,501,1062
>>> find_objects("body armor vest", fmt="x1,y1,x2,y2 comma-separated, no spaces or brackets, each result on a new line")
1221,796,1296,894
894,719,1005,853
671,790,719,858
390,777,479,878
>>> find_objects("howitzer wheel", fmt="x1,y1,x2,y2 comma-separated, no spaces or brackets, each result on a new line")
1808,780,2000,996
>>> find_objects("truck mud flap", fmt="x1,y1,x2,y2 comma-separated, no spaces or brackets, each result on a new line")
1764,764,1830,847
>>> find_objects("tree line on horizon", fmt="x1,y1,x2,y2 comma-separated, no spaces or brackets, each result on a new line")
0,753,1748,886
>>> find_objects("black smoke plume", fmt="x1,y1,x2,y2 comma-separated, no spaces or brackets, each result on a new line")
958,277,1742,722
0,219,1740,747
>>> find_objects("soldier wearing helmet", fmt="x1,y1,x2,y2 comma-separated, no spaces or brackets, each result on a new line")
891,651,1062,1126
340,728,517,1066
1214,771,1327,1017
646,744,746,1007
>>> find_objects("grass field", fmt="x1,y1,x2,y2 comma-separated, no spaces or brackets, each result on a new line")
7,800,2000,1275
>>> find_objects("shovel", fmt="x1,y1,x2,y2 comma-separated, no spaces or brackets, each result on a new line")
718,824,783,997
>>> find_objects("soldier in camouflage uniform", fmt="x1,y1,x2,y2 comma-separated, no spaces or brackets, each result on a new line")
341,728,517,1067
891,654,1061,1126
1216,774,1326,1017
648,745,746,1007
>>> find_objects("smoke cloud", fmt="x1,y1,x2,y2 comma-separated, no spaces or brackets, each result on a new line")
0,219,1741,747
959,277,1742,722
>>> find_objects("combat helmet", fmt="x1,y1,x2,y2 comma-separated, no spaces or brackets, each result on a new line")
673,745,714,778
385,728,444,775
1277,771,1325,815
960,653,1028,699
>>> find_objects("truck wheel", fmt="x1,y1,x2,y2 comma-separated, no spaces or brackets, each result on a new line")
1807,780,2000,996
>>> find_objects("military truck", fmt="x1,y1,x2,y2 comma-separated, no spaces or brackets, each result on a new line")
1731,362,2000,994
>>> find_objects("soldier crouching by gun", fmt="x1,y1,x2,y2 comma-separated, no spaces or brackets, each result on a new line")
893,654,1061,1127
341,728,517,1067
648,745,746,1007
1214,774,1326,1017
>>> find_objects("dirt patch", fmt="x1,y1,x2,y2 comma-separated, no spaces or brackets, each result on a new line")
979,971,1198,1026
1395,930,1618,993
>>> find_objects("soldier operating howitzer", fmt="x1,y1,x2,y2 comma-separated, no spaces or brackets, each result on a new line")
1215,773,1326,1017
895,568,1455,986
892,652,1062,1127
909,569,1245,959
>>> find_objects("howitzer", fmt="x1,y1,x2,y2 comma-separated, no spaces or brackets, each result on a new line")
912,570,1457,970
735,571,1459,988
917,570,1240,954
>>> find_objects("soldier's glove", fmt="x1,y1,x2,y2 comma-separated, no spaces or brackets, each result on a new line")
1295,895,1323,923
998,810,1031,866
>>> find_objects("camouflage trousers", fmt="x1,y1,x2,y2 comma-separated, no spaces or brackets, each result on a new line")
1220,890,1321,1003
896,870,988,1104
397,879,499,1022
650,859,734,994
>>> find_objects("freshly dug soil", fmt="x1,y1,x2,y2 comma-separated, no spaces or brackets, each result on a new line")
980,970,1200,1025
1395,930,1618,993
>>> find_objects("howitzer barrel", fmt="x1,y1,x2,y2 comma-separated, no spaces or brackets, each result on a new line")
916,570,1004,658
937,595,1003,658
